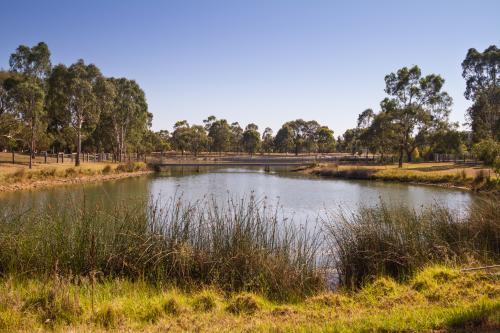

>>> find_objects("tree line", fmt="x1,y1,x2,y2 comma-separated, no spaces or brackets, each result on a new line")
337,45,499,167
1,43,498,167
0,42,155,167
169,117,336,156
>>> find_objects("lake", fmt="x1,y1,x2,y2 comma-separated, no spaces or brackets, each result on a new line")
0,166,475,222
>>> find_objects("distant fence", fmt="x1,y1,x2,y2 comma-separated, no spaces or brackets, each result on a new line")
0,150,479,166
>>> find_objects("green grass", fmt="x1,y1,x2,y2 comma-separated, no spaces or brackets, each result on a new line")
0,193,498,331
0,266,498,332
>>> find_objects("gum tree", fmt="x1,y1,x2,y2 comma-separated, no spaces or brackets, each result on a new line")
8,42,51,168
462,45,499,142
382,66,452,167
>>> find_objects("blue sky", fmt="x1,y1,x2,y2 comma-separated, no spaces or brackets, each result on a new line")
1,0,499,135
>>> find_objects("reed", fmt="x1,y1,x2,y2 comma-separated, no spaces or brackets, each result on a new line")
0,195,323,300
324,197,499,288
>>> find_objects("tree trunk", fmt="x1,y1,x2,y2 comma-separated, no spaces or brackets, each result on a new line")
29,123,35,169
76,122,82,167
407,150,412,164
398,146,404,168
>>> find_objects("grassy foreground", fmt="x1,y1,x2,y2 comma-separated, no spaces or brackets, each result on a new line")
302,162,499,192
0,195,498,332
0,266,498,332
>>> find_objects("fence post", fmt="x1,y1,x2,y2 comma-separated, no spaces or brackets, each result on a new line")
62,153,64,163
57,153,59,163
44,152,47,164
12,150,15,164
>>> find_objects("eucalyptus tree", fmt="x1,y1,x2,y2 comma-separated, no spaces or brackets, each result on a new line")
8,42,51,168
242,123,261,155
172,120,191,155
203,115,216,152
303,120,321,153
208,119,231,154
381,66,452,167
261,127,274,154
9,42,51,80
47,60,103,166
274,125,293,153
340,128,362,155
230,122,243,152
9,81,45,167
282,119,307,155
357,108,375,158
108,78,149,161
316,126,335,153
0,73,22,150
189,125,208,156
360,112,398,161
462,45,499,142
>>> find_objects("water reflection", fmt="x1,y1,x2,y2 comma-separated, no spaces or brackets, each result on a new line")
0,166,474,222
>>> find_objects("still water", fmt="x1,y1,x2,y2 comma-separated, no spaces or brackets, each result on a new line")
0,167,474,221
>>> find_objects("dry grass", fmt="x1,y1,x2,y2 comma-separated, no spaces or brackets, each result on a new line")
305,162,498,191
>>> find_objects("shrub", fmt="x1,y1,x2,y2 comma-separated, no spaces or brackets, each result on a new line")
102,165,113,174
64,167,77,177
39,168,56,178
116,162,148,173
472,139,500,166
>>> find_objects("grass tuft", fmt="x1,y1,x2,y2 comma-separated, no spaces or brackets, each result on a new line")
226,293,261,315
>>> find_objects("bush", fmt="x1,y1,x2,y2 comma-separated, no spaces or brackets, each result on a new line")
116,162,148,173
101,165,113,174
472,139,500,166
64,167,77,177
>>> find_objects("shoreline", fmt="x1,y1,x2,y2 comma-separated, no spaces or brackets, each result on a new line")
296,164,499,194
0,170,153,193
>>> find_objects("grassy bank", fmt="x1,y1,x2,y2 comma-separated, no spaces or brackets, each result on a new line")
0,196,498,331
0,162,151,192
302,162,499,192
0,266,498,332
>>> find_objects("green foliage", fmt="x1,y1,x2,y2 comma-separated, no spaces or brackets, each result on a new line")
472,139,500,165
462,45,499,142
242,124,261,155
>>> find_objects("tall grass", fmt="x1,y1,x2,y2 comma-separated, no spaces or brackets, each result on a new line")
0,194,497,296
324,197,499,288
0,195,323,300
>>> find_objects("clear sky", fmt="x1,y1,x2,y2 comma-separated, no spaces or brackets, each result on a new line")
1,0,499,136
